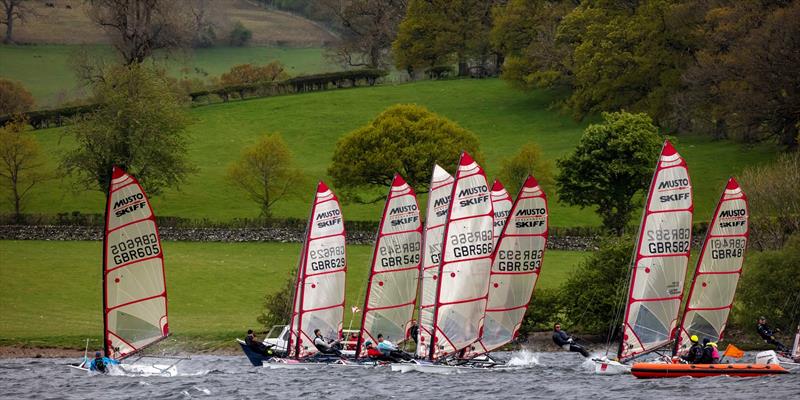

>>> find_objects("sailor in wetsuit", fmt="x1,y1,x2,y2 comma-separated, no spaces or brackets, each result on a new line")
377,334,413,361
313,329,343,357
87,351,118,373
245,329,273,355
757,316,789,353
681,335,705,364
552,323,590,357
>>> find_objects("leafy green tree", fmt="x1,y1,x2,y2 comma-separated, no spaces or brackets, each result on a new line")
556,111,662,235
257,270,296,330
519,288,562,338
226,133,305,218
735,234,800,334
741,152,800,250
497,142,555,197
0,118,51,221
558,235,633,335
328,104,481,201
0,78,34,115
61,64,195,194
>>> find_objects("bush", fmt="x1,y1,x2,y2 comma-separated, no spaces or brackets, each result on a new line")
498,142,555,197
229,21,252,47
741,153,800,250
219,62,288,87
519,288,563,337
558,235,632,335
257,271,295,330
734,234,800,333
0,79,35,115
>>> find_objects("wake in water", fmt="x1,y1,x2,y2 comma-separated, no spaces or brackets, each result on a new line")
506,350,539,367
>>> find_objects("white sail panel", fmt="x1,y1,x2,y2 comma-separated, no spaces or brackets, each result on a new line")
357,175,422,357
475,176,548,354
289,182,347,358
675,178,748,354
490,180,513,246
416,165,454,358
619,141,693,361
431,153,494,359
104,166,168,359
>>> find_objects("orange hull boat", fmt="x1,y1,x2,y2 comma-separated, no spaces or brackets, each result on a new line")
631,362,789,379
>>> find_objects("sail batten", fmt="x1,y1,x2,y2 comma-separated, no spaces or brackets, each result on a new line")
415,165,455,359
674,178,748,354
472,176,548,356
618,141,693,362
288,182,347,359
103,166,169,360
430,153,494,360
355,175,422,358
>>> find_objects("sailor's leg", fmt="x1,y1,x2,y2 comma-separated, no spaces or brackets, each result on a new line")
569,344,590,357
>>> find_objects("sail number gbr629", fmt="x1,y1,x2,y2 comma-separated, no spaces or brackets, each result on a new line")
309,245,345,271
450,229,493,258
645,228,690,254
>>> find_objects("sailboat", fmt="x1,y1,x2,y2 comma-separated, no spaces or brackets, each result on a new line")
251,182,350,368
354,175,422,360
70,166,181,376
468,176,548,359
594,140,694,374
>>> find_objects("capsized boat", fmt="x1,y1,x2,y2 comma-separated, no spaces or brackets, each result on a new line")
354,174,422,360
594,140,693,374
631,362,788,378
70,166,182,376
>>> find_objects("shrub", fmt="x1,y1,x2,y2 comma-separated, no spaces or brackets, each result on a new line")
0,79,35,115
219,62,288,87
229,21,252,47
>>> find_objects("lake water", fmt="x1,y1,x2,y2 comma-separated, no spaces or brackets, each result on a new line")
0,352,797,399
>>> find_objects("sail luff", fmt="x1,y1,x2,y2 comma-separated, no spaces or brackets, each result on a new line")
288,188,315,359
673,177,748,355
618,140,693,362
355,174,422,358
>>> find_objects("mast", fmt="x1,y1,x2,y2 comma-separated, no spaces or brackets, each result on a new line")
287,185,315,359
617,140,693,362
102,168,113,358
355,175,421,358
673,177,749,356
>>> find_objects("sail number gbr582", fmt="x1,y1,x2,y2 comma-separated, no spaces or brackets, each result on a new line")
309,245,345,272
645,228,690,254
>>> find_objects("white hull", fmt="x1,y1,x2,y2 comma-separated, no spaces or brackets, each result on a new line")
68,363,178,376
755,350,800,371
592,358,631,375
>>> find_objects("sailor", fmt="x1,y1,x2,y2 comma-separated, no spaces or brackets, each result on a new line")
756,316,789,353
408,320,419,345
245,329,271,355
364,341,389,361
681,335,704,363
377,334,412,361
704,341,720,364
313,329,343,357
552,323,590,357
88,352,108,373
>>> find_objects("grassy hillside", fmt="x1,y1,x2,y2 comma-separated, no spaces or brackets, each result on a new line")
8,79,778,227
0,45,334,107
0,240,585,349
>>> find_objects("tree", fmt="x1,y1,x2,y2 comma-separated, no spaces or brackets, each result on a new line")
226,133,305,218
89,0,193,65
228,20,252,47
257,271,295,330
219,62,288,87
741,152,800,250
735,234,800,333
322,0,407,69
328,104,481,201
0,78,34,115
497,142,554,197
491,0,575,90
0,118,50,222
558,235,633,335
556,111,662,235
61,64,194,194
1,0,31,44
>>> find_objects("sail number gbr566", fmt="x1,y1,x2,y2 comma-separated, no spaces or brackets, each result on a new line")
450,229,493,258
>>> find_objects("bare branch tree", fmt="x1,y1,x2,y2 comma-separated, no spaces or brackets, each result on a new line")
322,0,407,69
1,0,33,44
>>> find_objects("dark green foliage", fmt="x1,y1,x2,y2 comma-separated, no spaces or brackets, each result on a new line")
497,142,555,197
519,288,563,337
556,111,662,235
558,235,633,335
229,21,253,47
257,271,296,329
734,234,800,333
328,104,482,201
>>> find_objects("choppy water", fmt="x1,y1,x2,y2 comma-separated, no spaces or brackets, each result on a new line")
0,352,798,400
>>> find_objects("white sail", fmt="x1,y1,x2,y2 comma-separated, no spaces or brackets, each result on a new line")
104,166,168,359
490,179,513,247
431,152,494,360
473,176,548,355
793,324,799,359
288,182,347,358
619,140,693,361
675,178,748,354
356,175,422,357
416,165,454,358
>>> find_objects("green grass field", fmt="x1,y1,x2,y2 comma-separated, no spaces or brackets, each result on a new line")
6,78,779,227
0,240,585,349
0,45,334,107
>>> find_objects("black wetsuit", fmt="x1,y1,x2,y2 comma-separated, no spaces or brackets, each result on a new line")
91,358,107,373
245,333,269,354
552,330,590,357
699,345,716,364
314,336,343,357
757,323,788,352
681,343,704,364
409,325,419,345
